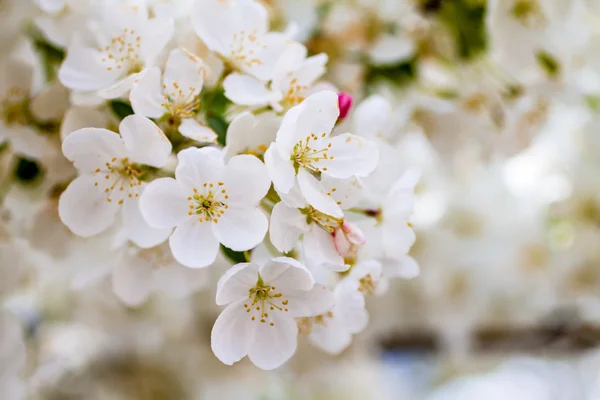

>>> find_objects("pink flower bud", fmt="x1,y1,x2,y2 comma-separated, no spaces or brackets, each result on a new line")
337,92,353,120
332,221,365,260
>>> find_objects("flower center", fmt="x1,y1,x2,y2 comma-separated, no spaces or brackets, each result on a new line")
297,311,334,335
302,206,343,233
2,100,29,126
229,29,266,69
358,273,377,295
161,82,201,118
282,77,307,107
511,0,546,28
93,157,142,204
100,28,143,74
187,183,229,223
291,133,333,173
242,274,289,327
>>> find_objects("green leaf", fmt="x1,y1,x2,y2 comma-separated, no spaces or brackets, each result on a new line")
109,100,135,120
207,115,229,146
365,58,417,88
220,245,248,264
439,0,487,61
536,51,560,78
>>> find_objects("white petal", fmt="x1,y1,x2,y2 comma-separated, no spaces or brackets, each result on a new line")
302,225,347,272
211,299,254,366
129,67,165,118
60,106,110,141
97,73,140,99
385,255,420,279
309,319,352,355
285,284,334,317
269,201,308,253
382,222,416,256
163,48,205,99
112,255,152,306
259,257,314,292
276,90,339,156
140,18,174,66
154,264,209,298
242,32,287,81
121,196,171,248
119,115,172,167
318,133,379,178
223,73,274,106
295,53,328,85
247,312,297,370
320,175,364,210
175,146,224,191
169,217,219,268
62,127,126,173
212,206,268,251
7,126,49,160
30,83,70,122
264,143,295,194
215,262,260,305
336,280,368,333
139,177,189,229
59,42,118,91
58,175,119,237
178,119,217,143
353,95,392,139
297,169,343,218
223,154,271,205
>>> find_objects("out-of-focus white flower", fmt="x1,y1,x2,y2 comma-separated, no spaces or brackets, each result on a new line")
130,48,217,143
0,312,26,400
139,147,270,268
191,0,286,82
58,4,174,99
112,243,209,307
223,111,280,160
303,279,368,355
265,91,378,218
224,41,328,111
211,257,334,369
59,115,172,247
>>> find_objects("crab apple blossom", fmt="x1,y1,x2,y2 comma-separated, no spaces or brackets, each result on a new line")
139,146,270,268
300,280,368,355
211,257,334,370
58,114,172,247
191,0,287,82
223,111,280,160
224,41,328,112
58,4,174,98
130,47,217,143
264,90,379,218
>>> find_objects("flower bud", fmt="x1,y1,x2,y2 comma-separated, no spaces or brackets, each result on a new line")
332,221,365,261
337,92,353,120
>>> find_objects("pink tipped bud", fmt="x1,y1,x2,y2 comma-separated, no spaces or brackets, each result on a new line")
332,221,365,260
337,92,353,120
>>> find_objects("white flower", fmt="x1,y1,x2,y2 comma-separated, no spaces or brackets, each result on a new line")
191,0,286,81
112,243,209,307
139,146,271,268
58,4,174,98
264,90,378,218
223,111,280,160
301,280,368,355
59,114,172,247
224,41,328,111
0,312,26,400
211,257,334,369
346,259,385,296
0,59,49,160
269,176,364,271
130,48,217,143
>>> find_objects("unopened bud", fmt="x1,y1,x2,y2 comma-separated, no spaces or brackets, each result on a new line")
337,92,353,120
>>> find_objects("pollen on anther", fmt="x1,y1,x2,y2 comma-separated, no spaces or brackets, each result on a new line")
251,316,255,320
269,322,274,326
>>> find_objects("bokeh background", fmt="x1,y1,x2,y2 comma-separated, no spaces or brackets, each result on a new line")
3,0,600,398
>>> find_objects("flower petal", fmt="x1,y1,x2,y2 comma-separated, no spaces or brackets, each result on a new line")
112,254,152,307
215,262,260,305
247,312,298,370
269,201,308,253
58,175,119,237
119,115,172,167
169,217,219,268
382,222,416,256
121,196,171,248
211,299,255,366
318,133,379,179
62,127,126,173
60,106,110,141
285,284,334,317
97,73,140,99
59,42,119,91
175,146,224,191
259,257,314,292
129,66,165,118
139,177,189,229
178,119,217,143
302,225,347,272
353,95,392,139
140,18,174,66
223,73,275,106
385,255,420,279
163,48,205,100
297,169,343,218
223,154,271,205
264,143,295,194
212,206,268,251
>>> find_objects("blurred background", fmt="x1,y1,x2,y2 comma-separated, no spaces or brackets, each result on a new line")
3,0,600,398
